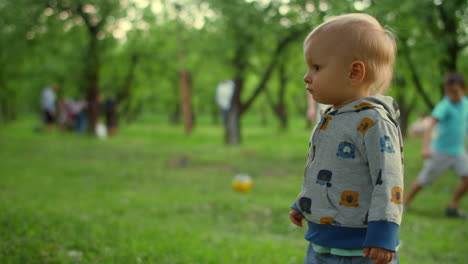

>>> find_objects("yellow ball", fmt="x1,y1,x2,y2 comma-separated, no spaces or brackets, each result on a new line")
232,174,253,193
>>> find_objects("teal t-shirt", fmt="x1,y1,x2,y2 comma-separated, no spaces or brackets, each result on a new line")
432,97,468,156
311,243,400,257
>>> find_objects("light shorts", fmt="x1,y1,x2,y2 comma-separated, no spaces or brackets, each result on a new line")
417,151,468,185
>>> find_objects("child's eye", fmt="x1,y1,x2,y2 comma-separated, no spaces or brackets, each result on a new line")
313,65,320,71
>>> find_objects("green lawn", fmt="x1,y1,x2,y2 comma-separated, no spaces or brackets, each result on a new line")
0,115,467,263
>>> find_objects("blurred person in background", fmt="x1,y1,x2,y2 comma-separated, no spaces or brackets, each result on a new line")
57,97,75,131
104,96,118,136
70,98,88,133
404,72,468,218
40,84,59,132
216,80,234,127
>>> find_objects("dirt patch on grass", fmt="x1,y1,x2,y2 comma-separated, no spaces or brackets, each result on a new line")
167,155,191,168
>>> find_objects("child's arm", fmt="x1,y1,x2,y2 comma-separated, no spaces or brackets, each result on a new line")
362,118,403,253
421,117,438,159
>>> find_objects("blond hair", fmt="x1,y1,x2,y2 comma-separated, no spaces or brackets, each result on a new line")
306,13,396,94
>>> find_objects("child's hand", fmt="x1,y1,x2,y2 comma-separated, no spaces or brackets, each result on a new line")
363,247,394,264
289,209,304,227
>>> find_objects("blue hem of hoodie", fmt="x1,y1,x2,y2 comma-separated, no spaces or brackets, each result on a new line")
290,203,399,251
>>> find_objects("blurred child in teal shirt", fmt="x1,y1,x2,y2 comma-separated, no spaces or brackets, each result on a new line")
404,72,468,218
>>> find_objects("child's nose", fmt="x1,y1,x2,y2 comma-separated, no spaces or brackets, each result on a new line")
304,75,312,84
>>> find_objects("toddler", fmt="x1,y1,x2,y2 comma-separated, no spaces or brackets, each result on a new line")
289,13,403,264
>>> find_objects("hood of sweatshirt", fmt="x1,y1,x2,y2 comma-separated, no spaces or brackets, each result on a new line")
324,94,400,120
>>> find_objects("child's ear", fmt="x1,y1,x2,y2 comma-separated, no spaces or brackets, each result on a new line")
349,61,366,84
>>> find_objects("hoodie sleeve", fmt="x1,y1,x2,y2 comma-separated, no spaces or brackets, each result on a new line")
290,202,302,213
361,118,403,252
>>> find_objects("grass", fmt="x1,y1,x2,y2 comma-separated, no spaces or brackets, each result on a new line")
0,114,467,263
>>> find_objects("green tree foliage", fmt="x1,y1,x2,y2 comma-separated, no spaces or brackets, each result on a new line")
0,0,466,139
0,0,46,121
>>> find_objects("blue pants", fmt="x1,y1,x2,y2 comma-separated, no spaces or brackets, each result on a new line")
305,243,399,264
75,111,87,133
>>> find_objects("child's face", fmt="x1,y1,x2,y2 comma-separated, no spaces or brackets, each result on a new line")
445,84,465,103
303,33,356,108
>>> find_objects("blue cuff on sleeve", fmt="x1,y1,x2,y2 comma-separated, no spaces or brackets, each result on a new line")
291,202,303,215
363,221,399,251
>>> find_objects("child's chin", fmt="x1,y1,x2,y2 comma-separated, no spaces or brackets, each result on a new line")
313,96,327,104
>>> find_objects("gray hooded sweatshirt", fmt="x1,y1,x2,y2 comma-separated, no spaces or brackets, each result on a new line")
292,95,404,252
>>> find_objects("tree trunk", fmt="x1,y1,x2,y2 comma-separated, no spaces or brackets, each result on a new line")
85,35,100,133
277,62,288,130
225,76,243,145
224,25,308,144
226,102,241,145
169,103,181,125
117,54,139,102
260,103,268,127
400,40,435,110
239,26,306,115
263,63,289,130
86,74,99,132
180,71,193,135
399,106,410,138
394,77,415,138
116,53,139,124
437,2,459,73
76,3,107,134
278,103,287,130
433,1,463,95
